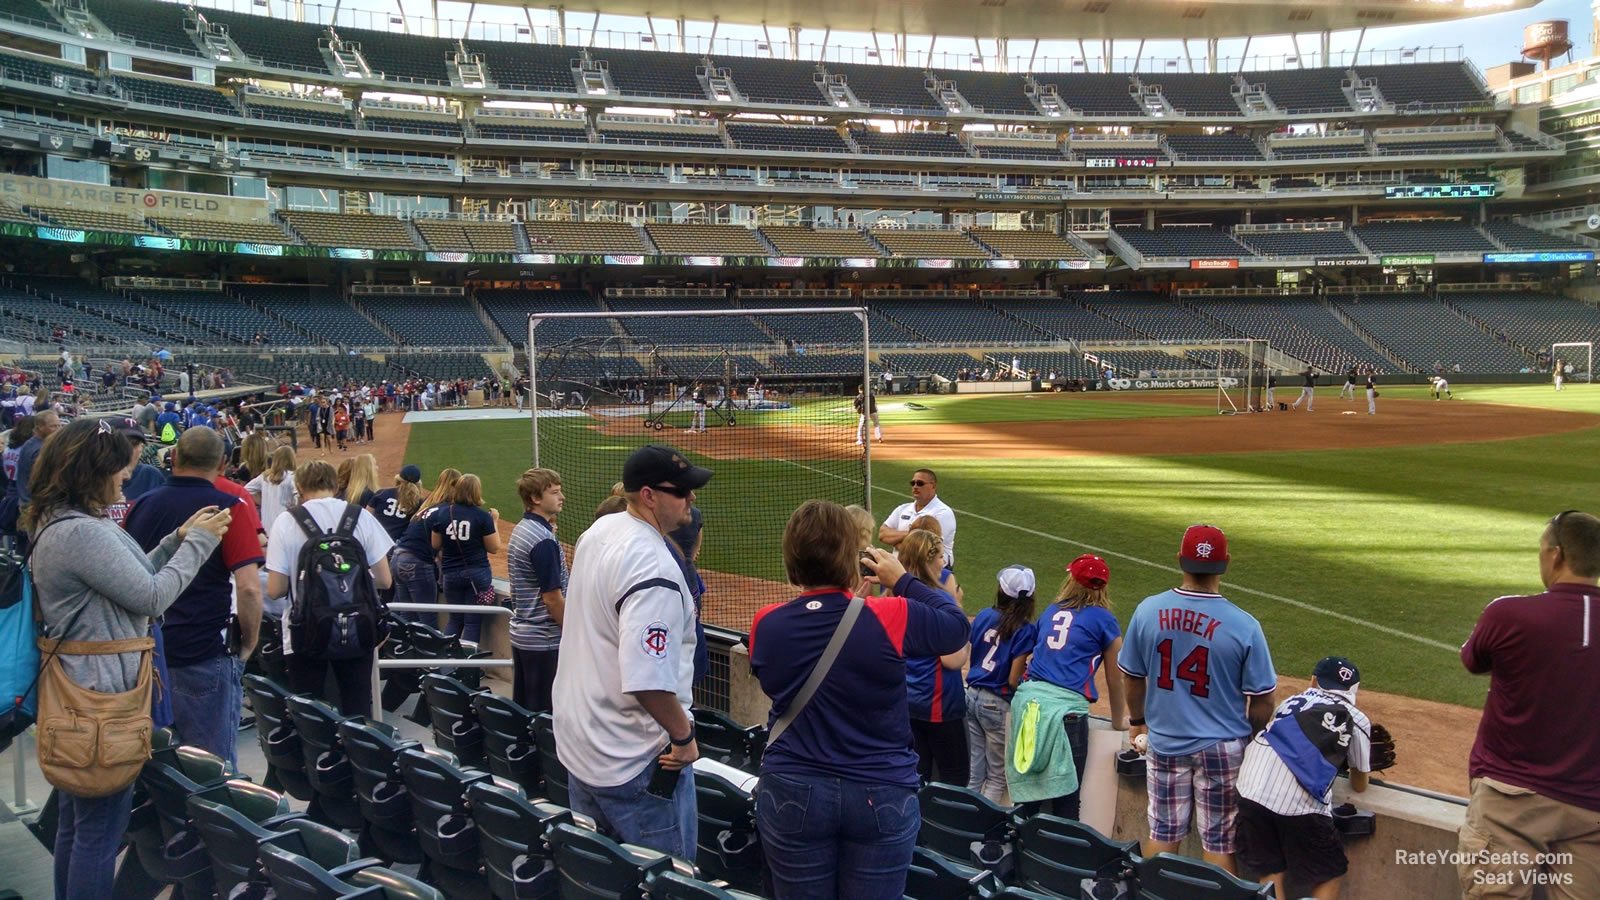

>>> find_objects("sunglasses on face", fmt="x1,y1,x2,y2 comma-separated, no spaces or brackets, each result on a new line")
910,480,930,487
648,483,693,498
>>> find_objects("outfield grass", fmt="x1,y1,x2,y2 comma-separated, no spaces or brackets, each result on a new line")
403,383,1600,708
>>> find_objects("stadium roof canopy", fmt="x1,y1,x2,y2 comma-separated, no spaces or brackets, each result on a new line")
469,0,1538,41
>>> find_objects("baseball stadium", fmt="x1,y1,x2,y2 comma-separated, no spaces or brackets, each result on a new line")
1,0,1599,895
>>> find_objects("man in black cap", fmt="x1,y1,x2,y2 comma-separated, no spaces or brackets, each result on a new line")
1234,656,1395,900
552,445,712,860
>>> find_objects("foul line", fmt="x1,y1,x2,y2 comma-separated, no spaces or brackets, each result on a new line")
783,457,1460,653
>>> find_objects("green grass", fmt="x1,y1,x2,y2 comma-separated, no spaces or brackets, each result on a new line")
402,386,1600,708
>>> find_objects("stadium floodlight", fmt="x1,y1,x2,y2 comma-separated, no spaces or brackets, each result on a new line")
1551,342,1592,384
528,306,872,633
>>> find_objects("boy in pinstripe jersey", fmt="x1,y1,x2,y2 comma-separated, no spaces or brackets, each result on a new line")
508,467,567,712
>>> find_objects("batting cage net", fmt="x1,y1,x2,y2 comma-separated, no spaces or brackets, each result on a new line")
529,307,871,634
1552,341,1593,384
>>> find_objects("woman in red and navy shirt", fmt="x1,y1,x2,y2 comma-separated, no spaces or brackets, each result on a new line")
750,501,969,900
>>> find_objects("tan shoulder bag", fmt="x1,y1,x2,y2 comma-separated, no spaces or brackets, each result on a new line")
33,623,155,797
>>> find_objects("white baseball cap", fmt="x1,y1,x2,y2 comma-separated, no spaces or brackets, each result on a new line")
997,565,1036,599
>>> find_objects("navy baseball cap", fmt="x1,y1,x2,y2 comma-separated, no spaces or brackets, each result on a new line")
1314,656,1361,692
399,464,423,484
622,445,713,493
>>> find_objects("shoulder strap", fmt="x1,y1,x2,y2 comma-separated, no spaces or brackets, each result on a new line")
767,594,864,748
291,505,325,541
335,502,361,538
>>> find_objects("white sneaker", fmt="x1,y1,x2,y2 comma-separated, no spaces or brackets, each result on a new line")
854,439,864,445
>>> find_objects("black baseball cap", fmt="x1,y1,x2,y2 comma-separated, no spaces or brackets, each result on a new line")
1313,656,1361,692
622,445,713,493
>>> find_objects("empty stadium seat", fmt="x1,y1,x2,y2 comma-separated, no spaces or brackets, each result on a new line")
188,794,333,898
242,674,316,801
606,297,772,345
646,224,770,255
258,841,442,900
28,203,155,235
1447,292,1600,351
1246,68,1352,114
474,118,590,141
692,769,765,893
1233,229,1362,257
1354,62,1489,109
281,211,419,249
758,226,883,258
1082,293,1236,341
480,41,580,91
1032,73,1140,115
113,74,238,117
523,221,649,254
235,283,395,347
931,69,1034,114
533,712,570,807
1149,73,1242,115
1352,221,1495,255
969,229,1087,260
548,822,677,900
471,693,543,795
363,114,463,137
359,295,497,346
1333,296,1529,372
88,0,190,51
467,781,573,899
851,129,969,157
726,123,848,153
1191,298,1389,373
915,782,1017,861
421,673,487,766
285,694,364,830
1012,813,1136,895
692,707,766,771
600,126,727,148
1484,222,1586,250
414,218,520,252
396,747,493,896
195,7,333,73
338,24,459,84
1165,133,1262,161
827,61,944,113
248,104,356,129
874,299,1041,343
872,229,992,259
1113,226,1252,260
1134,853,1273,899
338,717,426,865
591,47,709,99
905,846,990,900
714,56,827,105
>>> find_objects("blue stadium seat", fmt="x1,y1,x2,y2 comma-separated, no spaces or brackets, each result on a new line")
467,781,573,900
285,694,364,830
1012,813,1136,895
473,693,542,796
337,717,426,866
1133,852,1273,899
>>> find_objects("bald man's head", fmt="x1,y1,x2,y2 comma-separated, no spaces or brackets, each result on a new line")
172,426,224,475
33,410,60,438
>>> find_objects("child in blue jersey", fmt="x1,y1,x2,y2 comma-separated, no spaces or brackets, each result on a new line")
898,528,970,786
1008,554,1128,820
964,565,1039,803
391,468,460,620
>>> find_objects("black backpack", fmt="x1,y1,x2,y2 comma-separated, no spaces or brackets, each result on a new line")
289,503,385,660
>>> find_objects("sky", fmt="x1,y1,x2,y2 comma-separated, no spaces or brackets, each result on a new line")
189,0,1597,73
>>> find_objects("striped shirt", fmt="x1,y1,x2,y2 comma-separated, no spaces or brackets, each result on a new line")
1236,687,1371,817
508,512,566,651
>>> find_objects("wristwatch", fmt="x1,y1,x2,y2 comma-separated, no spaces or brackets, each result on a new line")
669,725,696,747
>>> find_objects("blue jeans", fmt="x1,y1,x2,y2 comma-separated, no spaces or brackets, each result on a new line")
757,771,919,900
568,760,697,861
965,687,1010,804
168,653,245,770
443,567,491,645
391,549,437,623
55,786,133,900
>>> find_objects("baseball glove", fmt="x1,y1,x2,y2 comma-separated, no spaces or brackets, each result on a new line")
1369,723,1396,771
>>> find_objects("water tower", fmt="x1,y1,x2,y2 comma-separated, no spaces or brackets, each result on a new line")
1522,20,1573,70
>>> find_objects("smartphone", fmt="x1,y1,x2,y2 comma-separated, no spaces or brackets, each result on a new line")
645,749,681,799
859,552,875,578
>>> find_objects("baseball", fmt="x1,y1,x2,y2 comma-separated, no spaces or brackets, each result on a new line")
1132,734,1148,753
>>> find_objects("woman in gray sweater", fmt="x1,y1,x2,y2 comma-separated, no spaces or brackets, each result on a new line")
24,417,232,900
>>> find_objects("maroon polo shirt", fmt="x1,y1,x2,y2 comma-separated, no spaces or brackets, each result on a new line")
1462,582,1600,812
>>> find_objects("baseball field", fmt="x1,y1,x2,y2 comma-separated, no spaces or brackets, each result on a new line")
395,381,1600,794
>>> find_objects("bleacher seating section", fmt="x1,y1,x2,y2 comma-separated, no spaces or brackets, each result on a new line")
1333,296,1529,373
15,275,217,343
1377,138,1501,156
1080,294,1237,341
1150,73,1241,115
932,69,1033,114
131,289,304,345
1114,227,1251,259
1233,229,1362,257
480,41,579,92
1191,298,1389,373
0,49,88,84
337,25,459,84
1352,221,1496,255
598,126,726,148
362,114,463,137
112,75,238,117
590,48,708,99
0,0,57,29
996,298,1143,342
414,219,520,252
523,221,647,254
280,210,418,249
1009,351,1101,378
1269,139,1370,160
1034,73,1141,115
603,298,772,345
826,62,942,114
28,204,154,234
758,226,883,258
150,214,292,244
195,7,332,73
0,283,136,344
972,141,1065,159
644,225,770,256
880,351,984,377
87,0,189,52
478,289,610,345
474,119,590,141
736,297,898,344
1446,292,1600,353
726,123,848,153
968,229,1088,260
1354,62,1488,108
715,56,826,105
1484,222,1587,251
359,294,497,346
231,284,392,347
873,299,1044,343
247,104,353,129
1248,69,1351,114
850,130,968,157
1165,133,1262,160
871,229,992,259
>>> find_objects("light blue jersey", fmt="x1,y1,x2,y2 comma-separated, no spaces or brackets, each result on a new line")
1117,587,1276,756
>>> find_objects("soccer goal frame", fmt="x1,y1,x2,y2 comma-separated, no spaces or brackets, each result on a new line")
1552,341,1593,384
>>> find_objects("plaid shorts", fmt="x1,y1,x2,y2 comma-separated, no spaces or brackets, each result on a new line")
1145,737,1247,853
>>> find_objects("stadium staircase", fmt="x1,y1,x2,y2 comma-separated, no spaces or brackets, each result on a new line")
1439,299,1540,363
468,291,510,346
402,219,428,251
1320,297,1417,372
347,296,405,346
513,223,533,253
227,287,323,346
592,295,633,339
636,226,661,255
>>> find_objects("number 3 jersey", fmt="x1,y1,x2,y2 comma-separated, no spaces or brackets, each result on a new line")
1237,687,1372,816
1117,588,1277,757
1020,604,1120,702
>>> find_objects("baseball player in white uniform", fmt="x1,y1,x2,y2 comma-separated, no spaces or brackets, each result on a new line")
1431,376,1453,400
686,382,707,433
854,384,881,444
1555,367,1565,392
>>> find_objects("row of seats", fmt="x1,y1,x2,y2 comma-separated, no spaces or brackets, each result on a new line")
1333,296,1531,373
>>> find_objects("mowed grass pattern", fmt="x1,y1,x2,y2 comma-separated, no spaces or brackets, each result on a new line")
403,383,1600,708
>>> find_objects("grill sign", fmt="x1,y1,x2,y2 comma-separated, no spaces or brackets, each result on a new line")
1086,157,1159,168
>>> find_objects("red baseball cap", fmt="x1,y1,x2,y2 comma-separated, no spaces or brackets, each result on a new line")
1179,525,1230,574
1067,554,1109,588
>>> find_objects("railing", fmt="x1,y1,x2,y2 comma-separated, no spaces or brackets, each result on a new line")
1175,286,1315,297
605,287,727,298
863,289,969,298
350,284,465,296
1234,221,1347,234
110,32,205,59
1069,133,1160,144
736,288,851,298
107,276,222,291
1373,123,1497,139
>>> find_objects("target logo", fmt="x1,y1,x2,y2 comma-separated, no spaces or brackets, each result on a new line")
143,194,157,207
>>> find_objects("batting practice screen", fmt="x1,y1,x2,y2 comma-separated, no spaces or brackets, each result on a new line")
529,307,872,632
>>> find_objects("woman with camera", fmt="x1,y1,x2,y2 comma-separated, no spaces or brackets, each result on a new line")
25,418,233,899
748,500,969,899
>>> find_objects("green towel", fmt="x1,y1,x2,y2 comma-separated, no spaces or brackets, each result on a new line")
1005,679,1091,803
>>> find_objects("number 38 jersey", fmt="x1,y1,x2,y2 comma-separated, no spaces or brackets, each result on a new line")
1021,604,1121,703
1117,588,1277,757
367,487,414,541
